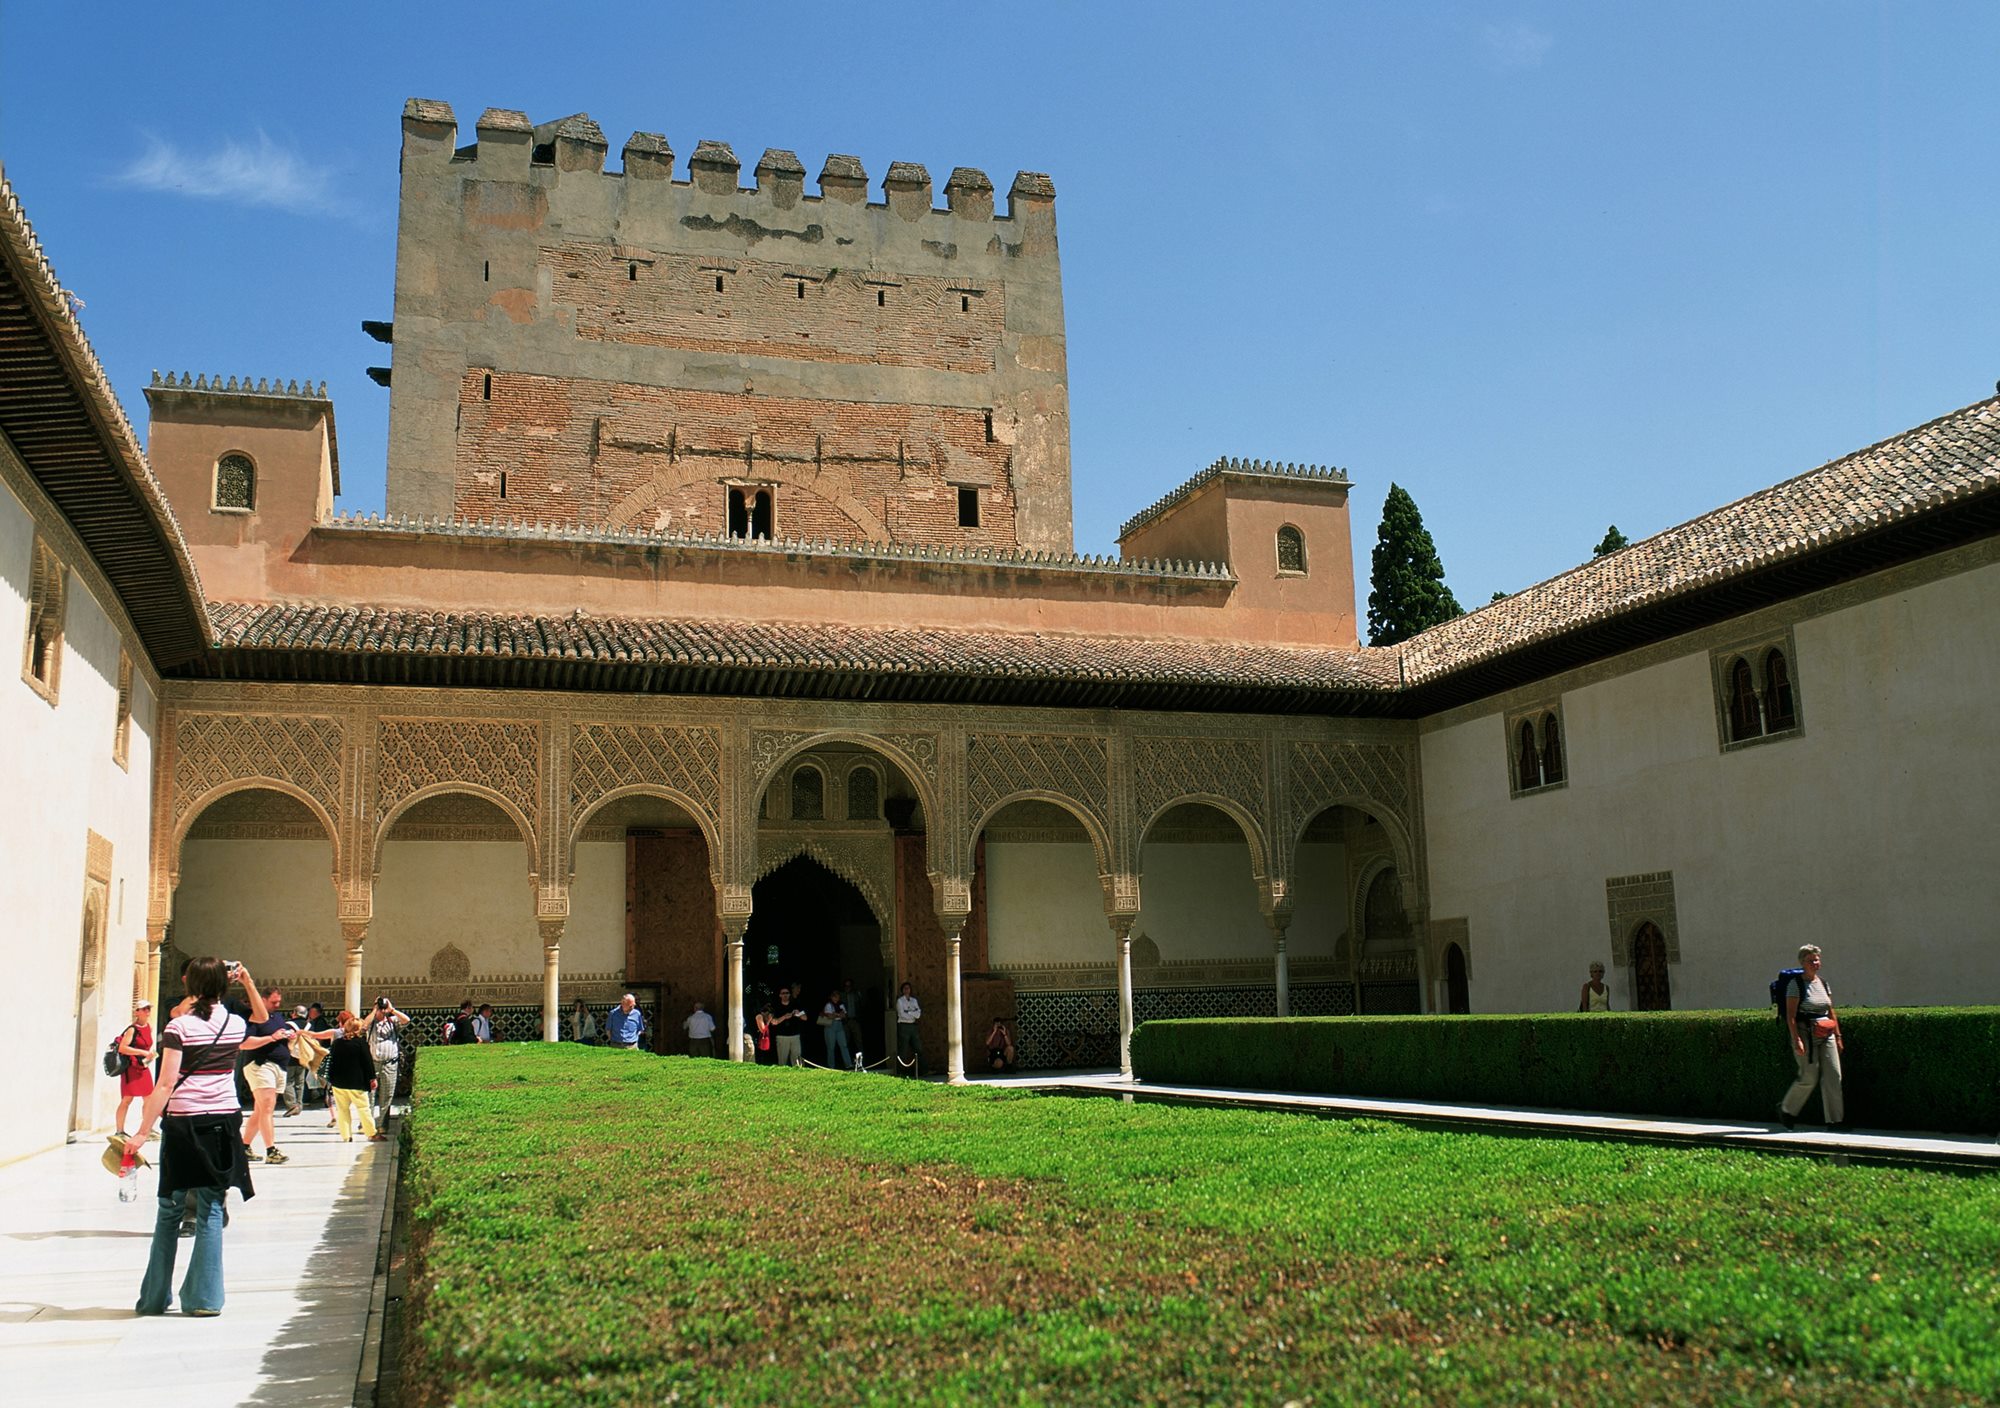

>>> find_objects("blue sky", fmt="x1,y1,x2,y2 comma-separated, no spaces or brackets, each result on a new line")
4,2,1996,603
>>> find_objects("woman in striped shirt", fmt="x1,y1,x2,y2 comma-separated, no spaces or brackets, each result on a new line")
129,956,268,1316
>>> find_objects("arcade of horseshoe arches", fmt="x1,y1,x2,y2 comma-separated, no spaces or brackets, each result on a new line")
154,683,1425,1081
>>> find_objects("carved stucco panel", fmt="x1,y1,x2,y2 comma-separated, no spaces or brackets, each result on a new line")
966,731,1110,829
377,719,541,831
569,721,722,818
170,711,345,837
1133,735,1268,839
1284,739,1412,844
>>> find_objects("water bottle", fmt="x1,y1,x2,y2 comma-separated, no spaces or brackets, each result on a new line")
118,1154,139,1203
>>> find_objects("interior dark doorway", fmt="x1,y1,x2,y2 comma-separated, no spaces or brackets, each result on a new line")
745,856,887,1065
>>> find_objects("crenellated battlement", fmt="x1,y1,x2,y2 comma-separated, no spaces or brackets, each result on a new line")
1119,458,1352,543
386,96,1071,552
150,370,329,400
400,98,1055,219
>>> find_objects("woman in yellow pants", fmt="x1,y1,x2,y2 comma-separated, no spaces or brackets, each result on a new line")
325,1015,388,1142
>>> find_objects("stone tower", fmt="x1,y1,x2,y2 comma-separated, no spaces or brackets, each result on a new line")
382,100,1072,552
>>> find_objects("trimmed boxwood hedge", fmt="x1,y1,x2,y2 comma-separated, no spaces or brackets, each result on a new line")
1130,1007,2000,1133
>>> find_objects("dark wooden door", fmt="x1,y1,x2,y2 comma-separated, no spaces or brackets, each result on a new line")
627,829,719,1051
1632,922,1672,1011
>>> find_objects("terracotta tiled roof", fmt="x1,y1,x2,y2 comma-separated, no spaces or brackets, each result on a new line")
204,602,1402,705
1397,396,2000,685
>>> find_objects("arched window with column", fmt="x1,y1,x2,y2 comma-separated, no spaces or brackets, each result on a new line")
846,765,879,820
1726,656,1762,742
1539,713,1565,785
1514,719,1541,792
1764,647,1797,732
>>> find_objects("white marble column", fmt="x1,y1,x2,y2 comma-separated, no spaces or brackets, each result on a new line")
1270,914,1292,1018
340,920,367,1018
945,925,966,1084
1111,913,1136,1080
724,916,748,1062
539,919,564,1041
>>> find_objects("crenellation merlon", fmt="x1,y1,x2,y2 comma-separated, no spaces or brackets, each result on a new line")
150,370,331,401
1118,456,1352,543
474,107,533,179
688,140,741,194
818,153,868,204
945,168,995,220
544,114,608,174
755,149,807,208
623,132,673,181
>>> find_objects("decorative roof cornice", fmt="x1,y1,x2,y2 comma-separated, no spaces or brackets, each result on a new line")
316,511,1236,581
1119,458,1351,542
0,171,210,664
147,370,330,400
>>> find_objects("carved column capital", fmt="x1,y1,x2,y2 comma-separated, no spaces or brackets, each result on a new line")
538,916,566,951
340,918,369,952
1106,910,1138,944
721,912,750,945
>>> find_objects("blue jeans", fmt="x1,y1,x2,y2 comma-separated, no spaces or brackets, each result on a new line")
137,1188,225,1314
824,1022,852,1068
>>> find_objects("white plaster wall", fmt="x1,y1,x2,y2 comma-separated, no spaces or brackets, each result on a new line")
1421,560,2000,1014
0,472,159,1163
171,835,628,990
985,840,1346,968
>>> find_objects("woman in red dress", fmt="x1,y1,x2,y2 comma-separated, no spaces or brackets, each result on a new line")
116,997,157,1135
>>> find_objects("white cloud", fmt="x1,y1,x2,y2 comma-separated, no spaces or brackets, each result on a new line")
1482,20,1554,70
112,133,352,218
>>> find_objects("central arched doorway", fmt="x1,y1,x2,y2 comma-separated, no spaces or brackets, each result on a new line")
746,856,888,1065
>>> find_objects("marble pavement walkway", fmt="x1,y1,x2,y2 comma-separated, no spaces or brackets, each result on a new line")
0,1110,396,1408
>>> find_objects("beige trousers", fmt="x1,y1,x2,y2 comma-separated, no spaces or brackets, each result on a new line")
1780,1035,1844,1124
331,1086,378,1140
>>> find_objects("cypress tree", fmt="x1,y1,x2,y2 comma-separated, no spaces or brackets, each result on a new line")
1367,483,1462,646
1593,525,1629,556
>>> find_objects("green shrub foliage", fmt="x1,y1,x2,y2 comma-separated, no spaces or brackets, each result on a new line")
1131,1008,2000,1132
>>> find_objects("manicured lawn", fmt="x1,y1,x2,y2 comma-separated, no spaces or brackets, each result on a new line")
400,1047,2000,1406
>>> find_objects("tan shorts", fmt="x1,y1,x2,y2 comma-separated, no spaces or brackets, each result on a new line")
244,1061,285,1094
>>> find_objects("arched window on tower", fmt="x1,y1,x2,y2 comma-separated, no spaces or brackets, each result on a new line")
1540,713,1565,785
1276,524,1307,574
214,453,256,511
1764,648,1797,732
791,765,824,821
751,489,773,540
1515,719,1541,792
727,487,750,539
847,766,879,820
1727,656,1763,742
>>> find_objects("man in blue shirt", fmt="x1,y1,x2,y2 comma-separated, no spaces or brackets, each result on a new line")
605,994,646,1050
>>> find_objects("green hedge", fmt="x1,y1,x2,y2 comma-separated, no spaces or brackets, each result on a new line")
1130,1007,2000,1134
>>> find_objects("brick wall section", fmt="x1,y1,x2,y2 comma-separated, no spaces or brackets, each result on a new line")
547,243,1002,374
455,370,1019,547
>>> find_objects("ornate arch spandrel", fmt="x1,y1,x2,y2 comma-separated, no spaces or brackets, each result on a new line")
166,711,346,865
376,718,541,832
1283,739,1421,911
963,731,1112,879
967,788,1115,886
167,778,344,889
1132,735,1270,864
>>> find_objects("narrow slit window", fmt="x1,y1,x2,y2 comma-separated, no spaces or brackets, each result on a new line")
796,281,806,299
628,262,638,281
877,288,886,307
961,294,970,312
482,260,489,283
958,486,980,528
498,471,508,500
715,274,726,293
482,373,492,401
112,652,132,766
984,410,995,442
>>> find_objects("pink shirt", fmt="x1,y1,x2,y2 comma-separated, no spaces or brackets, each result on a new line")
161,1007,246,1116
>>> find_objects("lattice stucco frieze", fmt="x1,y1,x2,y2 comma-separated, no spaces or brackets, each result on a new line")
1284,739,1412,843
1133,736,1268,842
966,731,1110,828
377,718,541,828
170,711,345,835
569,721,722,820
